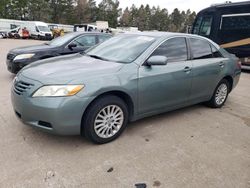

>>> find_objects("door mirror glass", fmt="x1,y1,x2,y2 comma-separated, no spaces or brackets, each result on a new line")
68,43,77,50
146,56,168,66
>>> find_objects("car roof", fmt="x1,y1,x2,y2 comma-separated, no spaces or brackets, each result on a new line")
120,31,221,49
121,31,203,39
67,31,111,37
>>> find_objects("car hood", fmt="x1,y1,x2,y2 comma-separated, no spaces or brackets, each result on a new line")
10,44,56,54
20,54,124,84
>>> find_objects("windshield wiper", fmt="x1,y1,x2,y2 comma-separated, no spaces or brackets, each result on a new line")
87,54,106,61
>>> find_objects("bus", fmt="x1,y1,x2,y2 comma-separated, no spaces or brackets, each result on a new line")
191,1,250,69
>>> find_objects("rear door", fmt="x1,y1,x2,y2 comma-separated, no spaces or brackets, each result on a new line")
188,37,226,102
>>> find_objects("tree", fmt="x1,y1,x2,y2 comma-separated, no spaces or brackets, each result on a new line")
86,0,98,22
0,0,11,19
120,7,130,27
0,0,196,31
49,0,75,24
97,0,121,28
75,0,89,23
129,4,138,27
27,0,50,22
169,8,185,32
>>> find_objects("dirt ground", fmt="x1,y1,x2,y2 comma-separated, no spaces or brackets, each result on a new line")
0,39,249,188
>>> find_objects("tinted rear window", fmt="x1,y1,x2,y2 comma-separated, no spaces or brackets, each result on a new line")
190,38,213,59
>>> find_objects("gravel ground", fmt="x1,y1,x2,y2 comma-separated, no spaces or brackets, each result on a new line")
0,39,249,188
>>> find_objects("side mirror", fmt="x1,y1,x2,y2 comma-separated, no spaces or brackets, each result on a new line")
68,43,77,50
146,55,168,66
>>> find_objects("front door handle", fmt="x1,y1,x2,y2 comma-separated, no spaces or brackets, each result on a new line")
219,62,225,68
184,66,192,73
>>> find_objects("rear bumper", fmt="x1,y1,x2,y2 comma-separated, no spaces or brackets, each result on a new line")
232,70,241,91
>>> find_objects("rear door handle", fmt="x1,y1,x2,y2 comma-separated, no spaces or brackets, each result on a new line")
184,66,192,73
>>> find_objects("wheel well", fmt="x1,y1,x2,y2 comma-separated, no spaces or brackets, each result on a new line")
81,91,135,135
223,76,233,92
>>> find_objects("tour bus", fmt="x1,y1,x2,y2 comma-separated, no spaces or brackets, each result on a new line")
191,1,250,69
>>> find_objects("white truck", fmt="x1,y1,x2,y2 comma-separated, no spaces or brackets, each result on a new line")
74,21,109,32
0,19,52,40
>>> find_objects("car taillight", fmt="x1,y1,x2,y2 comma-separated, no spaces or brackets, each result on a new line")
237,59,242,69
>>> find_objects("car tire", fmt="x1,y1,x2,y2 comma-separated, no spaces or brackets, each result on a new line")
206,79,230,108
82,95,129,144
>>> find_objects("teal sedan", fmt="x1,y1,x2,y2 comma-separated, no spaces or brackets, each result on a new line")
11,32,241,144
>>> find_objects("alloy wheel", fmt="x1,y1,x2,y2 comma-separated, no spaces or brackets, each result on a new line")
94,105,124,139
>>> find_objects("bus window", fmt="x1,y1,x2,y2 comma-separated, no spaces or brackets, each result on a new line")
192,16,213,37
221,14,250,30
193,16,202,34
199,16,213,36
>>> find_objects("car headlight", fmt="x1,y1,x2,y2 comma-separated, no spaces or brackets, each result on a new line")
32,85,84,97
14,53,35,61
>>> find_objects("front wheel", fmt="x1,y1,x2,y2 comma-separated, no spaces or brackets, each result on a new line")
82,95,129,144
206,79,229,108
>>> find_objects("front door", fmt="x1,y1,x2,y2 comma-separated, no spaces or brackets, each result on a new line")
62,35,97,55
138,37,193,115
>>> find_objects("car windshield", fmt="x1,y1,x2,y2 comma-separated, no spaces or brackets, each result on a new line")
46,33,76,46
86,34,156,63
38,26,50,32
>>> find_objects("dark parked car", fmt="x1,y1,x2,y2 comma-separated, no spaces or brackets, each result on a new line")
6,32,111,73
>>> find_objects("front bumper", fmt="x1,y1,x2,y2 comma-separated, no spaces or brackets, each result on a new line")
6,56,34,74
11,75,94,135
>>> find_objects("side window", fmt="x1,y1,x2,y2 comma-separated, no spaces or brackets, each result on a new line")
151,37,188,63
73,35,96,47
98,35,111,43
192,16,202,34
221,15,250,30
199,16,213,36
190,38,213,59
211,45,223,58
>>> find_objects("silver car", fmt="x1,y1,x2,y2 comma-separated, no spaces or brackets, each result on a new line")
11,32,241,144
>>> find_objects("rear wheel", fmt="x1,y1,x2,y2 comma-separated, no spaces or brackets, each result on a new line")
206,79,229,108
82,95,129,144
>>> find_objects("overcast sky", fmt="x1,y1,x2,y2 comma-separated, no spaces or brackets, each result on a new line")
96,0,246,12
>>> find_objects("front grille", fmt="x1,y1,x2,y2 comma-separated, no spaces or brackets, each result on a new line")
7,53,15,60
45,34,51,37
13,80,34,95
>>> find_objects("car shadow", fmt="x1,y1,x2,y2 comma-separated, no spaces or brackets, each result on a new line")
126,104,205,133
22,103,207,149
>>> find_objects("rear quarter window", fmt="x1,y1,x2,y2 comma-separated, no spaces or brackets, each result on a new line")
190,38,213,59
